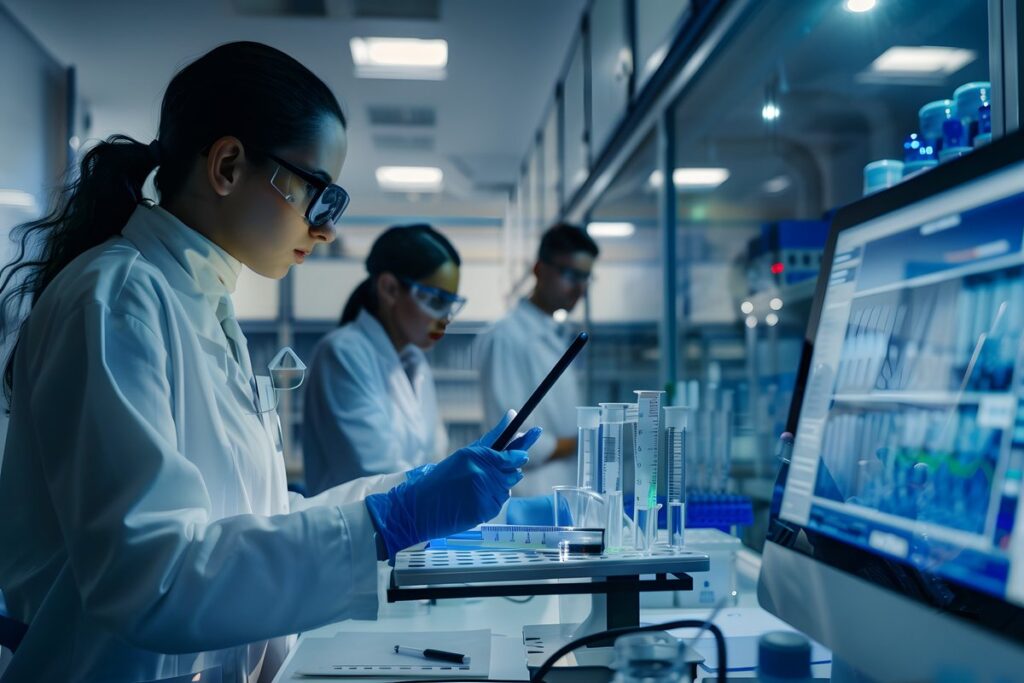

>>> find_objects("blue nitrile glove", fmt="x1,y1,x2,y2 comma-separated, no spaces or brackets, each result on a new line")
405,463,436,484
366,412,541,560
507,494,574,525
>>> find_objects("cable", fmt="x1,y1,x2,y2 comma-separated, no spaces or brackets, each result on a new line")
501,595,535,604
529,617,727,683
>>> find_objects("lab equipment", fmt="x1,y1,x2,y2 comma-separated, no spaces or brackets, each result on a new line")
446,523,605,554
918,99,956,147
553,485,606,529
633,390,664,550
761,131,1024,681
577,406,601,489
902,133,935,163
664,406,689,547
292,630,489,678
757,631,812,683
939,118,971,163
862,159,903,195
610,632,686,683
976,101,993,147
490,331,589,450
599,402,631,551
953,80,990,140
394,645,470,665
711,390,734,492
365,413,536,560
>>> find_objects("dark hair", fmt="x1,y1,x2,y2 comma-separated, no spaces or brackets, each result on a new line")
0,41,346,396
538,222,600,262
340,224,461,325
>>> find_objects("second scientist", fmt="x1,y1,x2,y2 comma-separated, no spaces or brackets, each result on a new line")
303,225,464,494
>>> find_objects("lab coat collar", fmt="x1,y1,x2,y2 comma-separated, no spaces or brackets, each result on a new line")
121,204,243,303
515,297,562,337
352,310,404,371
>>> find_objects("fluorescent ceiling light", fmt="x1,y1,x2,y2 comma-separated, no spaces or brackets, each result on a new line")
845,0,877,12
375,166,444,192
649,168,731,190
763,175,791,194
869,46,976,76
0,189,36,210
587,222,635,238
761,103,781,121
350,37,448,80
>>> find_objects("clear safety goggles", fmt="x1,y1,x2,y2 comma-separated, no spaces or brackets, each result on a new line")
267,153,350,227
252,346,307,414
540,258,593,285
398,276,467,321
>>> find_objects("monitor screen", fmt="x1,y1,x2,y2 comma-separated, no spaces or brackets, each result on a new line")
778,148,1024,609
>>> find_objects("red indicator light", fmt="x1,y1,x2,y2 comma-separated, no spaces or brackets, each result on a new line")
771,262,785,275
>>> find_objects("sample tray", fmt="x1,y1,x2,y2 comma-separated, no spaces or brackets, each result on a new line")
392,546,709,586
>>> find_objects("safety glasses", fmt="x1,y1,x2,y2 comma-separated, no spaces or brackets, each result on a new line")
540,258,593,285
398,277,467,321
266,153,350,227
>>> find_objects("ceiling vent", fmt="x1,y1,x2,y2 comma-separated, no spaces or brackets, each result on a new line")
367,105,436,127
373,134,435,152
231,0,326,17
352,0,440,20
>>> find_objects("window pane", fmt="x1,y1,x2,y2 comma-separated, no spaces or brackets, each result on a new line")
589,0,630,156
563,38,588,204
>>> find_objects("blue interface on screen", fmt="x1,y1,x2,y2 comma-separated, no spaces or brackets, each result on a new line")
781,166,1024,605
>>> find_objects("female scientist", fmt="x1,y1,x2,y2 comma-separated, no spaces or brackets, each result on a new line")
0,42,538,683
302,224,463,494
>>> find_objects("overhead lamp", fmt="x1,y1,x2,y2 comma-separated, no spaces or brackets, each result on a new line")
844,0,877,12
766,313,780,327
761,103,781,121
740,300,754,315
769,297,784,310
745,315,758,329
868,46,976,76
375,166,444,192
0,189,37,211
763,175,791,194
648,167,730,191
587,221,635,238
350,37,448,80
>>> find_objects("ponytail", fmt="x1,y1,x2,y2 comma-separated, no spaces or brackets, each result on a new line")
337,224,461,327
340,277,374,325
0,134,158,396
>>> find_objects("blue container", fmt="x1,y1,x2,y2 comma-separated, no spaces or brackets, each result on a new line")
976,102,993,147
943,118,967,149
903,133,936,163
919,100,956,147
954,81,991,140
863,159,903,196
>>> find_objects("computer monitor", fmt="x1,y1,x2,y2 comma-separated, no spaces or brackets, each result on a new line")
759,129,1024,682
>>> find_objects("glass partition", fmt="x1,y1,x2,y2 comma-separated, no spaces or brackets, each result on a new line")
563,36,588,204
669,0,991,547
589,0,631,154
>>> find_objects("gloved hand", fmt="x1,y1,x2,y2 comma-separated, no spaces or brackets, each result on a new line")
403,410,542,485
367,412,542,560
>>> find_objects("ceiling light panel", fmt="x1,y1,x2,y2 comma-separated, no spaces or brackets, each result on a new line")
376,166,444,192
351,37,448,80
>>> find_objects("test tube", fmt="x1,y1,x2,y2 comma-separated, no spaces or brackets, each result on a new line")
599,402,630,551
633,390,664,550
664,406,688,547
577,407,601,490
713,390,734,492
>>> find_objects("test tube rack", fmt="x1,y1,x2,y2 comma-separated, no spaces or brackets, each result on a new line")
387,546,710,677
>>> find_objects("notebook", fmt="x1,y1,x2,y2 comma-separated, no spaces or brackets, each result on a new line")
293,629,491,678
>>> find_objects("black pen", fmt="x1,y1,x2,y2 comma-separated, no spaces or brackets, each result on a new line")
394,644,470,665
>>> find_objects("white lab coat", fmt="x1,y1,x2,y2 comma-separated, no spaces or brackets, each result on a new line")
476,298,581,497
302,310,448,494
0,205,403,683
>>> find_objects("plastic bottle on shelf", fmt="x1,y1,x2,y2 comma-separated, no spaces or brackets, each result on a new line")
939,118,972,163
863,160,903,195
902,132,937,179
918,99,956,150
975,102,993,147
954,81,990,143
